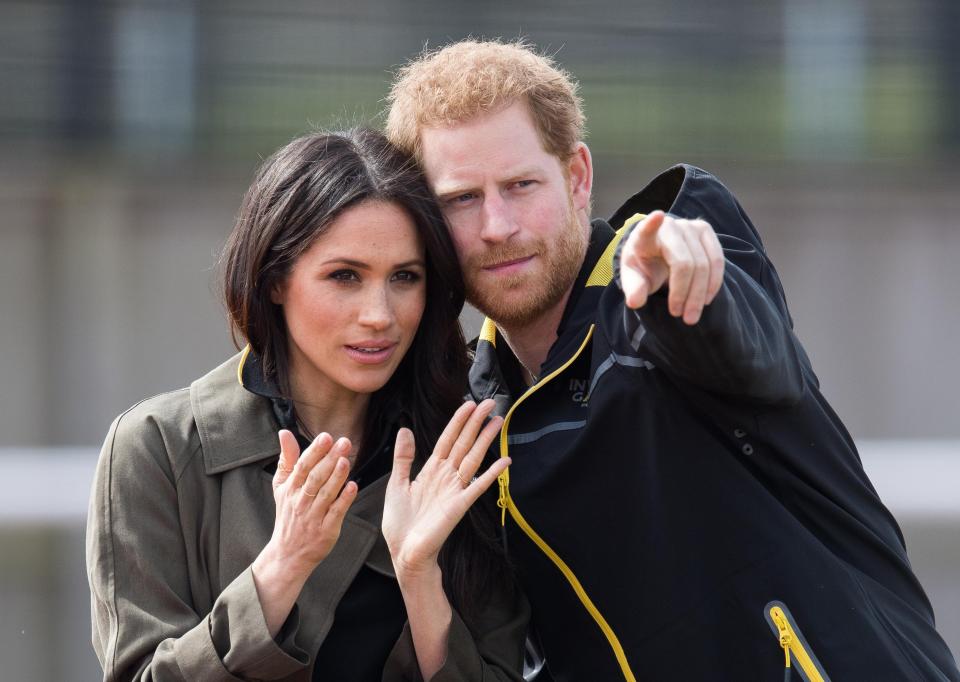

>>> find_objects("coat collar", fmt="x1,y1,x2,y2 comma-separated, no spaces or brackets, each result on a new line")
191,351,395,576
190,350,281,475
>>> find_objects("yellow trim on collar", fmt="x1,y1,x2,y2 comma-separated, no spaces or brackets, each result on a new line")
584,214,644,288
236,344,252,386
478,317,498,346
478,218,642,340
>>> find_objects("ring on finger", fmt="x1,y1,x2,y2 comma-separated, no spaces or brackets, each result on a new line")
303,488,319,497
455,470,470,487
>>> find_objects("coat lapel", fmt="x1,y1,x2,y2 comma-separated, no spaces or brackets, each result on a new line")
294,475,395,654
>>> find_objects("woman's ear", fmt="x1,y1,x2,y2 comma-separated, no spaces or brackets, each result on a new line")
269,280,286,305
567,142,593,214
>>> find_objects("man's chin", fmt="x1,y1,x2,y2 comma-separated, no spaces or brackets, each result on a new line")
468,287,551,328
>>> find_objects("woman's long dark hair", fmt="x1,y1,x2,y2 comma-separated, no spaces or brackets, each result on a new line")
221,128,511,614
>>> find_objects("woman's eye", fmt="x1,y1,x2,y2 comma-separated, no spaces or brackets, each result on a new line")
330,269,359,282
392,270,422,283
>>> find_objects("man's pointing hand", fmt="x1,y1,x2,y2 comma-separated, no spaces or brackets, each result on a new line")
619,210,725,325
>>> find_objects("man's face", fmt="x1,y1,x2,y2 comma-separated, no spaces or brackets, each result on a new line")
419,101,592,328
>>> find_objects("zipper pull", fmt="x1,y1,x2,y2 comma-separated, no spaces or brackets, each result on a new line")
771,608,793,671
497,471,508,525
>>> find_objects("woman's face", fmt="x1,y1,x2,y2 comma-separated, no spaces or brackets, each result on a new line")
272,200,427,400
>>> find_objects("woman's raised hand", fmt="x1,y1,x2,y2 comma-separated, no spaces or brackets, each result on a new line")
266,430,359,573
382,399,509,578
252,430,359,637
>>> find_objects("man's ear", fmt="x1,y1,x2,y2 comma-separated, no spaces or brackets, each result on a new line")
566,142,593,213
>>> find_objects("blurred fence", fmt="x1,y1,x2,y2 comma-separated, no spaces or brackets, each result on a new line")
2,0,959,163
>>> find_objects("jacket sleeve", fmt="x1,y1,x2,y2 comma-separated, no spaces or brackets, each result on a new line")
86,407,309,681
608,225,807,406
381,583,530,682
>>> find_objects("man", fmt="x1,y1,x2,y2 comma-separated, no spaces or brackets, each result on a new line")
386,40,959,681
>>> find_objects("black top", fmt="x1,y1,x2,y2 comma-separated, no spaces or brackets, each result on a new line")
311,564,406,681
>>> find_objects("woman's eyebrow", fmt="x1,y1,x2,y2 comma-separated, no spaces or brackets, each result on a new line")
394,258,426,269
321,257,371,269
320,257,425,269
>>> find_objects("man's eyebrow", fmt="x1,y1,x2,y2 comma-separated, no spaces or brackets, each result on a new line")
433,183,475,200
504,167,542,181
433,168,543,199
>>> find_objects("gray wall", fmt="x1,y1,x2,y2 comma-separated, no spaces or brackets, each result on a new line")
2,162,957,446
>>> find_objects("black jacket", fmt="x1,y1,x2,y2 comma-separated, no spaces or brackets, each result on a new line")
469,165,959,681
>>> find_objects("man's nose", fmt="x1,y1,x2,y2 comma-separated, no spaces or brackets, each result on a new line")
479,192,519,243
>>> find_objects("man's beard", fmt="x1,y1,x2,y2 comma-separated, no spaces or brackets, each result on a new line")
464,205,588,329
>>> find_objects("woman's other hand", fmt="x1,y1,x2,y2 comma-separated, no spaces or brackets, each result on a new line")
382,399,509,579
382,400,509,678
252,430,359,637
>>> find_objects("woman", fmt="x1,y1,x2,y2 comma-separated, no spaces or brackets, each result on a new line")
86,129,527,681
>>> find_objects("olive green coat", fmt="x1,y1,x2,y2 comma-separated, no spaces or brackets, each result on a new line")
86,353,528,681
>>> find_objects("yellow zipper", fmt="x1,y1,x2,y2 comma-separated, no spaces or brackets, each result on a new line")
494,325,638,682
768,603,828,682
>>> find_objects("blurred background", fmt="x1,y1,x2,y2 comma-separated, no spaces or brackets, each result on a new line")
1,0,958,678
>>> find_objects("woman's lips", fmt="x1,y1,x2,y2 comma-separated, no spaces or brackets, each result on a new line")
343,342,397,365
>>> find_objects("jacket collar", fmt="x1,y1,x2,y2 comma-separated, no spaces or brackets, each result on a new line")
608,163,793,326
545,219,616,369
469,220,627,404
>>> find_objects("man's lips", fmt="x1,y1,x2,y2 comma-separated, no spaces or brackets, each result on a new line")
482,255,535,274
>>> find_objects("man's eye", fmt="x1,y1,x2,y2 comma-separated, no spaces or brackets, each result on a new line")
514,179,536,189
392,270,422,283
448,192,476,205
330,270,359,282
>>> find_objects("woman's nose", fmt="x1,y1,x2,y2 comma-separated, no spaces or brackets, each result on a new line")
357,286,394,330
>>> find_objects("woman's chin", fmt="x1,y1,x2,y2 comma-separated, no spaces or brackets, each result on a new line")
341,371,395,396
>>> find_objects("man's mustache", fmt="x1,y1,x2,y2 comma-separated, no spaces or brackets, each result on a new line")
468,242,542,270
